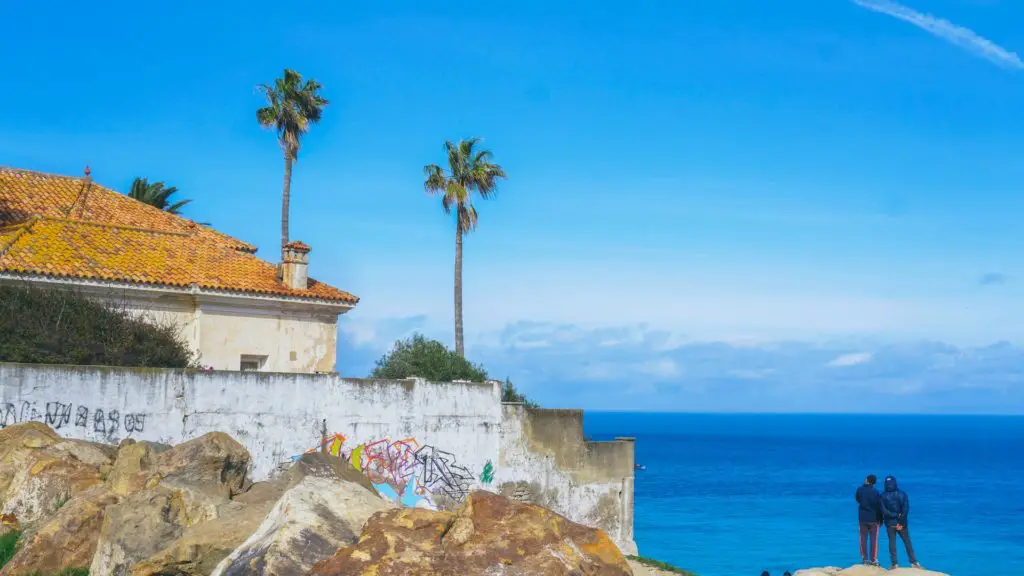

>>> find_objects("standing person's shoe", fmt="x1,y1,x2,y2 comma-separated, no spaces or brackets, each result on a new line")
911,563,924,569
870,560,881,567
890,564,899,570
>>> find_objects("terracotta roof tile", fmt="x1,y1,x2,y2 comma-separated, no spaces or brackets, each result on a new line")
0,167,256,252
0,168,358,304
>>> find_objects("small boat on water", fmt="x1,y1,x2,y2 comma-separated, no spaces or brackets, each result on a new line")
634,464,646,471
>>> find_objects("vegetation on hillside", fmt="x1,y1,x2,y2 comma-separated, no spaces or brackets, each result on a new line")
257,68,328,248
370,334,536,406
0,531,18,570
0,285,195,368
627,555,699,576
423,138,507,357
0,531,88,576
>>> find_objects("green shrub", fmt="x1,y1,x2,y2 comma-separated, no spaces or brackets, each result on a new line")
371,333,488,382
0,530,19,570
626,555,698,576
0,285,194,368
501,378,538,408
371,334,537,406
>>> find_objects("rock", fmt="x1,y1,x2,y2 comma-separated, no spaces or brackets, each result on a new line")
0,422,105,524
311,490,633,576
153,433,250,498
106,441,158,496
211,471,392,576
130,499,279,576
0,486,119,576
795,566,948,576
0,513,18,537
90,433,252,576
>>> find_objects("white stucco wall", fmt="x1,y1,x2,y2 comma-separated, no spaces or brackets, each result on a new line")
196,305,338,373
0,363,635,553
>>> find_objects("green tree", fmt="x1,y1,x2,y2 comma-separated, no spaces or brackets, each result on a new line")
257,69,329,248
128,177,192,215
423,138,507,358
371,334,488,382
370,334,536,406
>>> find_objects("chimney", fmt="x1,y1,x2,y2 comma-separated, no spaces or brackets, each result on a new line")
281,241,311,290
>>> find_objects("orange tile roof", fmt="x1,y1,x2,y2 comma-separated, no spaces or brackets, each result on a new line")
0,168,358,304
0,167,255,252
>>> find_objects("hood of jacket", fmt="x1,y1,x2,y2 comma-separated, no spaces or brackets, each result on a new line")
884,476,898,492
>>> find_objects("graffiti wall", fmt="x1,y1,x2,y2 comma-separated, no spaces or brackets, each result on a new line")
0,363,636,554
294,434,482,509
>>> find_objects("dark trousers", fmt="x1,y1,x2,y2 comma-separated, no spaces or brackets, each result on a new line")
886,524,918,565
859,522,879,561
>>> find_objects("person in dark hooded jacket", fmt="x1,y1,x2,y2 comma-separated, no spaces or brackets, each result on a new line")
880,476,922,569
855,474,882,565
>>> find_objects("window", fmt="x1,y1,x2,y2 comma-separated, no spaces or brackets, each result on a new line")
239,355,267,372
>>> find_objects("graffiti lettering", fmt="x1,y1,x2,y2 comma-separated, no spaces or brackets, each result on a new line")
1,403,16,427
45,402,73,429
414,445,475,501
291,433,481,509
124,413,146,433
75,406,89,427
0,400,146,435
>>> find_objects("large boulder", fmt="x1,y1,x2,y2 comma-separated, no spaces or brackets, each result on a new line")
0,486,119,576
311,490,633,576
130,451,380,576
795,566,948,576
0,422,108,525
211,458,392,576
89,433,251,576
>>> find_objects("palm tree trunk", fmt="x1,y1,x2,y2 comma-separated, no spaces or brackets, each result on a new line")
454,224,465,357
281,152,293,247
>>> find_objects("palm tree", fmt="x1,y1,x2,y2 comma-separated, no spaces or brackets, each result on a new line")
128,177,192,215
256,69,329,248
423,138,507,357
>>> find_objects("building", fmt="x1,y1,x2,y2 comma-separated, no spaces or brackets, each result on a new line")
0,167,358,373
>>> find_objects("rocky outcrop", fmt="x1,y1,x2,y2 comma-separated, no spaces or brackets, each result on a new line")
0,422,109,525
1,486,119,576
311,490,633,576
90,434,252,576
0,423,632,576
795,566,949,576
211,475,391,576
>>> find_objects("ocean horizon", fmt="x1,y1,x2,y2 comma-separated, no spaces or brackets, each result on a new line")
585,412,1024,576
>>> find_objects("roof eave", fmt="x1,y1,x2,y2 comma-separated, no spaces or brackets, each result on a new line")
0,272,358,311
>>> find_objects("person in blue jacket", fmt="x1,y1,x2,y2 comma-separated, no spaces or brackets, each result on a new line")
855,474,882,565
880,476,922,569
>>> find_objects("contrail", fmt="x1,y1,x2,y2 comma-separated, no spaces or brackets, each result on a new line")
850,0,1023,70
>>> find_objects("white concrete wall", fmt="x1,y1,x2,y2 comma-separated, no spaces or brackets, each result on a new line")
0,363,634,553
497,405,638,555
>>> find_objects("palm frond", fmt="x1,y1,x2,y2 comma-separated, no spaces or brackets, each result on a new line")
165,199,192,214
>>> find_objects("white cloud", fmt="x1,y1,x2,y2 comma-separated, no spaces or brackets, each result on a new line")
338,318,1024,413
826,352,874,367
851,0,1024,69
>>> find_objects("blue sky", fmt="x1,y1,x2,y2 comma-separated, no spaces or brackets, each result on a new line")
3,0,1023,412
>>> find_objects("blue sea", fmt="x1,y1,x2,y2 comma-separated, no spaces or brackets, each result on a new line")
585,413,1024,576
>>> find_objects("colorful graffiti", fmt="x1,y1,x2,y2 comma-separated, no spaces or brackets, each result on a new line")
289,434,491,509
